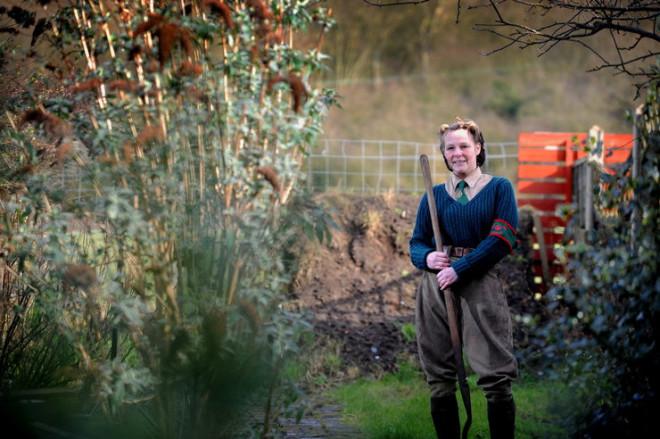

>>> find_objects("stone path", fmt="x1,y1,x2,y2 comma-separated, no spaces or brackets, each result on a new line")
272,399,362,438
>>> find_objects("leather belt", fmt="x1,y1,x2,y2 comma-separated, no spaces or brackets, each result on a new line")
443,245,474,257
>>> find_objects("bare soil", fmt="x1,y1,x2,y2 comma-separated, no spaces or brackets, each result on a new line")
292,192,542,374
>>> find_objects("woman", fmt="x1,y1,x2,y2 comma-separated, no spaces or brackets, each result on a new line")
409,118,518,439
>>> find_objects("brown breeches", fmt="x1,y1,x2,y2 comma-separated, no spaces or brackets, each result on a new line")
415,269,517,403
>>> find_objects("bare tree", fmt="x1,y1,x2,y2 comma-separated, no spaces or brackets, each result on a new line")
363,0,660,93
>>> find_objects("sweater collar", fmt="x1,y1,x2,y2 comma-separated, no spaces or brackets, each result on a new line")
449,167,482,189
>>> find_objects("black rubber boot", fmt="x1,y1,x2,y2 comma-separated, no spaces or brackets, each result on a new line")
430,394,460,439
487,397,516,439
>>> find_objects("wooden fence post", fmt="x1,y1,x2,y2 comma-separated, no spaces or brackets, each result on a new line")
631,105,643,250
532,210,551,288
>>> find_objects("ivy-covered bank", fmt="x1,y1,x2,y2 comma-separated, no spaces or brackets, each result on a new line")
1,1,335,437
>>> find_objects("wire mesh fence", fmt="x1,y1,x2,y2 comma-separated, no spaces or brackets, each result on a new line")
303,139,518,194
51,139,519,202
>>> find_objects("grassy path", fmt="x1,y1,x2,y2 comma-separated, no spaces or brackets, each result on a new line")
329,362,568,439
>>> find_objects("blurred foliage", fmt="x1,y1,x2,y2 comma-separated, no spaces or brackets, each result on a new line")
313,0,637,142
525,84,659,437
487,80,524,121
399,322,415,344
1,1,336,437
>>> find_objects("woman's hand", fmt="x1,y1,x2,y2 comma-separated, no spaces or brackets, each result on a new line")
436,267,458,290
426,251,450,270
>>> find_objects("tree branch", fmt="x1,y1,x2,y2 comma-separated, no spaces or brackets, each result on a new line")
474,0,660,89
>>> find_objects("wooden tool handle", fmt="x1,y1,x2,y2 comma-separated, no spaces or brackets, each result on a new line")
419,154,443,252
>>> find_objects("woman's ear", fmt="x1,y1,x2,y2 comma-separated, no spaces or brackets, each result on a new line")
475,142,482,155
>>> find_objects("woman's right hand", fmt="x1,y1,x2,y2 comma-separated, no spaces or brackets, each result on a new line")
426,251,450,270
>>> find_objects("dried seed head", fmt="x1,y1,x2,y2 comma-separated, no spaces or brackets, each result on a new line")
266,74,285,93
156,23,193,67
54,142,73,164
128,45,142,61
239,299,261,333
122,141,134,164
266,73,308,113
62,263,97,290
20,109,49,125
264,27,284,46
250,44,260,62
179,28,193,57
178,61,203,77
20,108,72,138
70,78,103,93
184,85,209,103
0,242,16,258
108,79,139,93
157,23,178,66
118,7,132,23
246,0,273,21
256,166,282,195
145,59,160,73
133,13,164,38
10,164,35,179
203,0,234,29
287,73,308,113
136,125,165,146
97,153,117,165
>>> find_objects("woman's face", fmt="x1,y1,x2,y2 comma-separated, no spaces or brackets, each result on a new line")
442,128,481,178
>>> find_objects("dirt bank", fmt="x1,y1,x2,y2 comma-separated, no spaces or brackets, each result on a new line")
292,192,542,374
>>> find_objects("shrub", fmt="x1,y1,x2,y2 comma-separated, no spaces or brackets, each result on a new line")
528,84,659,437
1,1,335,436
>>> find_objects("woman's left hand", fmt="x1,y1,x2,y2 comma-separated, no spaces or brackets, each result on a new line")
436,267,458,290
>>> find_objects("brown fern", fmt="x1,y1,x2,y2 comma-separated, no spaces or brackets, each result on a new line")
203,0,234,29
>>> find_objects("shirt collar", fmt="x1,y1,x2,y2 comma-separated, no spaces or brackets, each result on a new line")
449,167,482,189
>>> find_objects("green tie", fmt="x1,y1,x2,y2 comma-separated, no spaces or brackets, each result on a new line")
456,180,469,205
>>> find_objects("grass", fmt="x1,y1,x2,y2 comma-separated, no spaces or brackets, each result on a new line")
330,361,569,439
